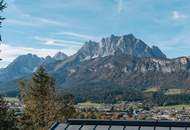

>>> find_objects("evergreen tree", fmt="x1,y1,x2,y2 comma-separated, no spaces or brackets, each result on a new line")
55,93,76,122
0,2,15,129
0,96,18,130
18,67,76,130
0,0,5,27
0,0,6,60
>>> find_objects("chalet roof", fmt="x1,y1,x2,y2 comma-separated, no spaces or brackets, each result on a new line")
49,119,190,130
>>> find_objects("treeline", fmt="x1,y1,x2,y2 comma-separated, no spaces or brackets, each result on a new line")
63,81,145,103
63,82,190,106
151,91,190,106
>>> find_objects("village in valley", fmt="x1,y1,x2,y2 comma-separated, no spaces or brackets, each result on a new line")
7,97,190,121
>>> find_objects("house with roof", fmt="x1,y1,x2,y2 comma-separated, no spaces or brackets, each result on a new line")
49,119,190,130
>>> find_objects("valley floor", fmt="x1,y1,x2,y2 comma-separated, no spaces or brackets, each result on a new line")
4,96,190,121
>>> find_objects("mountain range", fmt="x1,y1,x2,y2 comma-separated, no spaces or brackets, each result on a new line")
0,34,190,102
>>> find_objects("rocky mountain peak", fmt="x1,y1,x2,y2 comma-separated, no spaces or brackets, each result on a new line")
0,53,44,81
77,34,166,61
45,55,52,60
123,33,135,40
53,52,68,61
6,54,43,70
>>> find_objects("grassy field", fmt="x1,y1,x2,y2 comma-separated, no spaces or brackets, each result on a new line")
144,88,159,93
77,101,102,108
164,89,183,95
158,104,190,110
144,88,187,95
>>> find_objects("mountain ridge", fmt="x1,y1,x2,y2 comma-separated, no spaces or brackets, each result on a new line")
51,34,166,72
0,54,44,82
0,34,190,102
0,52,68,83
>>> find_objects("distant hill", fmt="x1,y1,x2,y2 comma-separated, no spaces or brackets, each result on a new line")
0,54,44,82
0,52,68,96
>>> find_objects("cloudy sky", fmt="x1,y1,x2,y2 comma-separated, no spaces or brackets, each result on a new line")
0,0,190,68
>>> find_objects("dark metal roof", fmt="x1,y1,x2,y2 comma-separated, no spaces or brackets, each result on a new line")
49,119,190,130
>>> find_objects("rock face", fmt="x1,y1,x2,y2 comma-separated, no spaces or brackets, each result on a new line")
76,34,166,61
54,55,190,88
52,34,166,72
42,52,68,71
51,55,190,102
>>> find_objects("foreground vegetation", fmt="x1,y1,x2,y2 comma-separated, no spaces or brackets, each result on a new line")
18,67,76,130
1,67,76,130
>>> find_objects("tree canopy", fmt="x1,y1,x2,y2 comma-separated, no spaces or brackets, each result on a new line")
18,67,76,130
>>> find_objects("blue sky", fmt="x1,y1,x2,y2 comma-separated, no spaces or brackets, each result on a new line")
0,0,190,68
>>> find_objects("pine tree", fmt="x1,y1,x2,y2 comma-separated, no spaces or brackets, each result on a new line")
55,93,76,122
19,67,56,130
0,96,18,130
18,67,76,130
0,0,6,60
0,0,5,26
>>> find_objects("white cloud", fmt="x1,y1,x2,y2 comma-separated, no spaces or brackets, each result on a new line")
0,44,78,68
55,32,101,41
23,14,69,27
34,36,83,47
171,11,187,20
117,0,124,14
5,0,69,28
5,17,69,28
